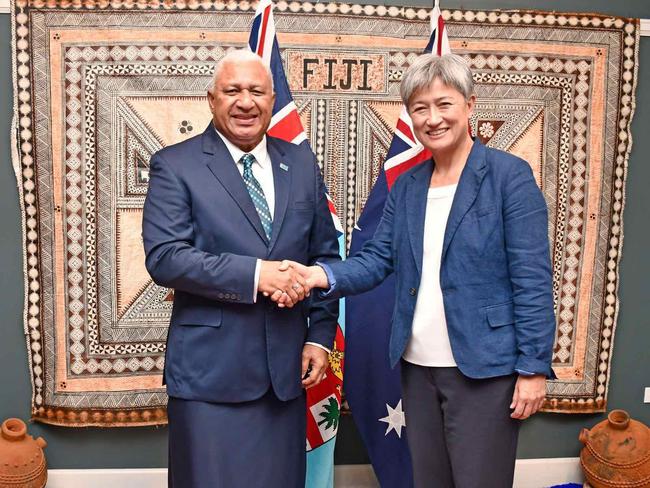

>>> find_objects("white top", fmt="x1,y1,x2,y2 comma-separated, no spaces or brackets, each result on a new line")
402,184,457,367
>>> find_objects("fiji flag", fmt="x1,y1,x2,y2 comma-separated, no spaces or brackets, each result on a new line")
248,2,346,487
344,3,450,487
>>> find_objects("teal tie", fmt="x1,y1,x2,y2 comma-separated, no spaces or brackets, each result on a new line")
240,153,273,240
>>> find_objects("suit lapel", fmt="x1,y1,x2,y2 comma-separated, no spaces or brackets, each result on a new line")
406,160,434,278
441,140,487,261
203,126,269,245
267,140,290,253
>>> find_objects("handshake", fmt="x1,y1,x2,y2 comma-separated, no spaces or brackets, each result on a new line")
258,260,330,308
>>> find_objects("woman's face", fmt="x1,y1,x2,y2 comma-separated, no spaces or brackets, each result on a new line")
407,78,475,157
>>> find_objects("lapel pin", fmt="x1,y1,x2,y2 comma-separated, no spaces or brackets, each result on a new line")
280,163,289,171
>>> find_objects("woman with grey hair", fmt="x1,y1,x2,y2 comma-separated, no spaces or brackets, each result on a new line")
281,53,556,487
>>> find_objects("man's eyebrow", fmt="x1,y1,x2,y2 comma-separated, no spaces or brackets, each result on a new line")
221,82,268,90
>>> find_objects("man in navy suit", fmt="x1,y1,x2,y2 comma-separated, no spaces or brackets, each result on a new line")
142,49,339,487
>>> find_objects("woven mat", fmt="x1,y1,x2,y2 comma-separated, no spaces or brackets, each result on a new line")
10,1,638,425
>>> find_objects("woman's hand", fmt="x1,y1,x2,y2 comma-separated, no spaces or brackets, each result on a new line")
510,374,546,420
264,261,330,305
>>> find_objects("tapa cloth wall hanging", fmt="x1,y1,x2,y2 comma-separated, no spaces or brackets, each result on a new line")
10,0,638,425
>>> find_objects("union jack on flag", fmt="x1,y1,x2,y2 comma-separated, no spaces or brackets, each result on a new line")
248,0,305,145
384,2,450,188
248,1,345,486
249,0,344,236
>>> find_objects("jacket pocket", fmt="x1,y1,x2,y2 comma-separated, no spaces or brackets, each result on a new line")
485,301,514,328
172,306,223,328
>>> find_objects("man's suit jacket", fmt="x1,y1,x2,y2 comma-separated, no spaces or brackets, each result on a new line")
142,125,340,403
326,140,556,379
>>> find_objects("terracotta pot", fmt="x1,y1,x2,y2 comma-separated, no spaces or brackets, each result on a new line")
0,418,47,488
579,409,650,488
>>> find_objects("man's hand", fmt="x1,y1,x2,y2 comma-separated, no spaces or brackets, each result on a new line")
258,260,310,308
510,374,547,420
301,344,329,389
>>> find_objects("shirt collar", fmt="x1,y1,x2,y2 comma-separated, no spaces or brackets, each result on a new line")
214,126,269,169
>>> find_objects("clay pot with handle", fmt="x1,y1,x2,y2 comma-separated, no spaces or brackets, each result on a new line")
579,409,650,488
0,418,47,488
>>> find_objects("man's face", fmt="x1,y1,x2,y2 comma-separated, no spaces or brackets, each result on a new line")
408,78,475,156
208,59,275,152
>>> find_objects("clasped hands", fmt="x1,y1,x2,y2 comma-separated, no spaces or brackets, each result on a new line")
258,260,329,308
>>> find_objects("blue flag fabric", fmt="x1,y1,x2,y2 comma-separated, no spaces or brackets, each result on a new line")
344,6,449,487
345,176,414,488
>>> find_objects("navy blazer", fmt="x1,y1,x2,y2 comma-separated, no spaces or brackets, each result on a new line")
327,140,556,379
142,125,340,403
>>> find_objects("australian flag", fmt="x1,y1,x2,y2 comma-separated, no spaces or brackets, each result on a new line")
249,2,346,487
344,4,450,486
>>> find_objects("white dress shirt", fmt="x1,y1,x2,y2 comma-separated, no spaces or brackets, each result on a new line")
215,130,274,302
215,130,275,215
403,184,457,367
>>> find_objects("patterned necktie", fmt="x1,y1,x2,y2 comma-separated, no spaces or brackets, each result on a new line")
240,153,273,240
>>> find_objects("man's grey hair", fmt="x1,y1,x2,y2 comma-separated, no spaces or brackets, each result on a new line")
400,53,474,106
208,49,274,92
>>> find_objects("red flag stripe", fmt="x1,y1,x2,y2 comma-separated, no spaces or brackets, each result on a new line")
327,199,338,216
385,149,431,188
256,5,272,56
267,109,303,141
437,15,445,56
396,118,415,143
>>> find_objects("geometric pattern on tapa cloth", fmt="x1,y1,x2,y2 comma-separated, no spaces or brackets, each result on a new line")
10,0,639,425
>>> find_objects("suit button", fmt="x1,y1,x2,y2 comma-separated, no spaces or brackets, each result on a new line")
224,293,231,299
218,292,224,299
409,288,417,296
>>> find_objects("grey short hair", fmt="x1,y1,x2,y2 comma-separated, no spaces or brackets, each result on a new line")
208,49,274,92
400,53,474,105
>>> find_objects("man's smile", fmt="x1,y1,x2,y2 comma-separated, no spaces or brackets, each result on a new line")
232,113,258,124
